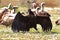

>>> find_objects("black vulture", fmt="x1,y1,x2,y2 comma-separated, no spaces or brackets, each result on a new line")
12,11,52,32
11,11,38,32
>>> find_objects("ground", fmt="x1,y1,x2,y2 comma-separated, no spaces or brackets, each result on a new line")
0,6,60,40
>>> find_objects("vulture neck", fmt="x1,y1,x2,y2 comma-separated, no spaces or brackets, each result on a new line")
41,4,44,12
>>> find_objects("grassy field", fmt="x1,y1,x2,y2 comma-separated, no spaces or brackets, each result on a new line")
0,6,60,40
